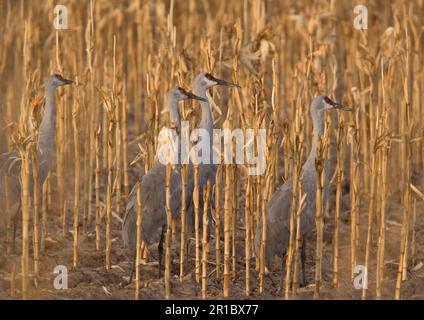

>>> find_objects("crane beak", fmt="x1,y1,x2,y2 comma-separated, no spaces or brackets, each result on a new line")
62,78,74,85
214,77,241,88
185,91,207,102
332,102,353,111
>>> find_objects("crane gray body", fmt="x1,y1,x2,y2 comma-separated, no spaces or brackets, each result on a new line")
122,86,206,278
254,95,350,286
122,76,237,279
0,74,73,243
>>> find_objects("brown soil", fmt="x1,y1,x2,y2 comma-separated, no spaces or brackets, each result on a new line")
1,177,423,300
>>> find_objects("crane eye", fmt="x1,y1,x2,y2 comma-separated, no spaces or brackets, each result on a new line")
177,87,187,95
324,96,333,104
205,73,215,81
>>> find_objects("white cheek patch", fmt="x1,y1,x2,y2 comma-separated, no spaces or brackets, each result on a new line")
324,102,334,110
204,78,217,87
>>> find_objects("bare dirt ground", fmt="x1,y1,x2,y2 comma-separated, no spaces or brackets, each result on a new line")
1,115,423,300
1,171,423,300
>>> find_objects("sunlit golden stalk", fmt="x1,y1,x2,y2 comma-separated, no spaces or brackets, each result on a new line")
223,165,231,297
72,101,80,269
105,114,114,270
4,176,12,254
314,136,325,299
285,136,302,299
202,179,211,299
41,178,48,252
95,126,101,251
254,175,262,271
180,164,187,280
411,199,417,266
376,137,388,299
85,164,94,233
402,206,410,282
114,93,122,217
31,144,40,278
244,176,251,296
292,186,306,295
47,164,53,210
333,121,344,288
283,124,290,180
84,2,96,233
20,148,30,299
395,189,410,300
62,200,67,236
260,173,272,294
135,183,142,300
396,23,413,298
164,163,172,299
122,91,130,198
57,85,66,225
82,123,90,235
231,165,237,280
375,59,387,299
249,177,255,262
193,164,200,283
362,137,378,300
215,165,222,279
171,218,176,248
102,111,108,170
10,263,16,298
56,67,66,234
349,123,359,279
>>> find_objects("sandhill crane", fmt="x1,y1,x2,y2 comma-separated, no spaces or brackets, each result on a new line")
122,86,206,280
187,72,239,233
122,73,238,281
254,95,351,288
0,74,74,248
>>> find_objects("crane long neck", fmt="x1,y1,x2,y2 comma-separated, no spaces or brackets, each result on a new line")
166,92,182,163
167,93,180,128
194,83,213,135
193,81,213,164
38,85,57,153
306,110,324,164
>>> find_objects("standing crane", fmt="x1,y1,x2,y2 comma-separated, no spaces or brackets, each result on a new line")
0,74,74,249
122,86,206,280
187,72,239,233
254,95,351,288
122,72,238,281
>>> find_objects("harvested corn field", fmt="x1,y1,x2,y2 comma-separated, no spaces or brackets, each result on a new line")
1,0,424,301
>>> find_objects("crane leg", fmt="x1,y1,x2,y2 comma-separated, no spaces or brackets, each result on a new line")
278,252,287,294
186,238,190,267
12,205,20,252
157,225,166,278
301,237,307,287
128,249,137,285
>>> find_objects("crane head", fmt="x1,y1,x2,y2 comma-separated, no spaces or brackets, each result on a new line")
195,72,240,89
45,74,74,88
313,95,353,113
177,86,207,102
172,86,207,102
